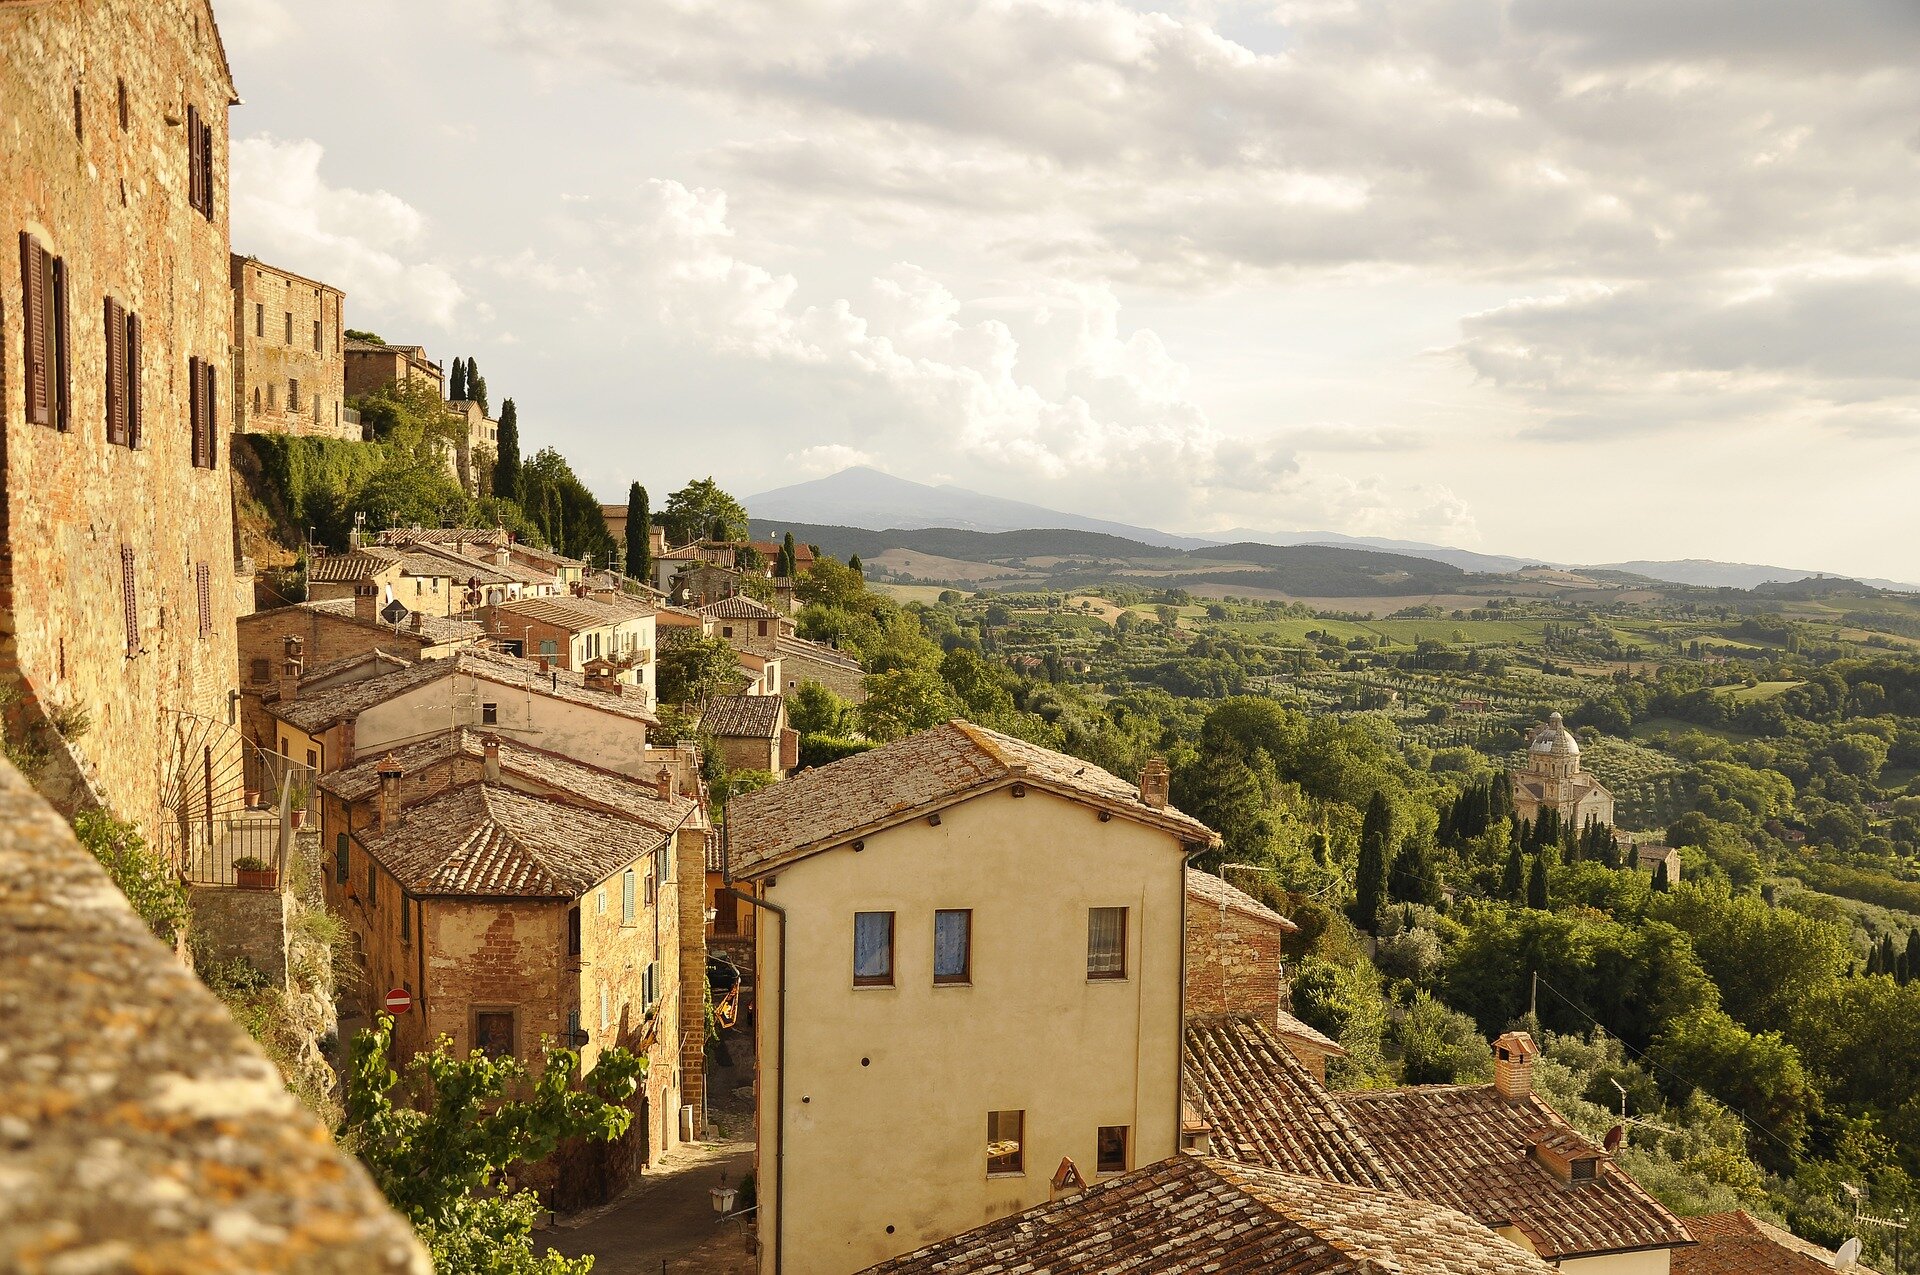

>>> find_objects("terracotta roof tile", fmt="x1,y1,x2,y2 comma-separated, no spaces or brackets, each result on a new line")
356,783,662,898
775,634,863,672
863,1154,1556,1274
700,595,780,620
726,721,1217,876
306,549,398,583
493,594,655,630
1337,1084,1691,1260
1676,1212,1881,1275
700,695,784,740
1184,1017,1398,1189
1275,1009,1347,1058
319,729,700,834
1185,868,1299,930
306,597,486,645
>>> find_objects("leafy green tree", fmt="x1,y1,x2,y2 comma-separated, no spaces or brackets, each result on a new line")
858,665,956,741
1352,792,1391,933
787,680,853,736
1389,836,1440,906
795,557,868,609
448,355,467,400
1527,853,1550,909
1647,883,1850,1032
520,448,614,563
494,399,520,500
657,635,740,706
625,483,650,583
940,648,1015,721
1649,1008,1817,1170
661,477,748,545
1394,992,1492,1084
848,553,863,576
344,1013,643,1275
1501,843,1525,902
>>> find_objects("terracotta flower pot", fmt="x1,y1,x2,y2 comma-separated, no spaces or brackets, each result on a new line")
236,867,278,891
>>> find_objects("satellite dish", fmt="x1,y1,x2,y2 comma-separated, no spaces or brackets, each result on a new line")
1833,1238,1861,1268
1603,1125,1624,1152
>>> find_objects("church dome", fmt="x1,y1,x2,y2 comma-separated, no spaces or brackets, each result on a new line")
1530,711,1579,757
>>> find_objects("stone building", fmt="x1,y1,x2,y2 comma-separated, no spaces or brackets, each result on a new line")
1,0,244,844
697,692,796,775
779,634,867,703
703,593,791,655
485,592,657,708
726,724,1219,1275
1510,712,1614,830
1183,868,1297,1028
229,254,354,439
315,728,708,1181
344,336,441,399
444,397,496,493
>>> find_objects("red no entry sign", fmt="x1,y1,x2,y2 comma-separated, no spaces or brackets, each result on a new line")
384,987,413,1015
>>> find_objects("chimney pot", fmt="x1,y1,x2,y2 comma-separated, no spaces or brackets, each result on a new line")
1139,757,1171,810
376,757,403,832
482,734,501,783
655,766,674,801
354,581,379,623
278,635,303,703
411,610,424,633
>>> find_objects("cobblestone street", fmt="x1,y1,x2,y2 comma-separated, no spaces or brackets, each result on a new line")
540,1135,757,1275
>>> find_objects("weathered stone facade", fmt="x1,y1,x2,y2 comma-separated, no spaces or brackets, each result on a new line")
230,254,354,439
343,337,440,400
1,0,243,844
1183,869,1294,1026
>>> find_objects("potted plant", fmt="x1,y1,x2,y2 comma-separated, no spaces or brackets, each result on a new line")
287,779,310,828
233,855,278,891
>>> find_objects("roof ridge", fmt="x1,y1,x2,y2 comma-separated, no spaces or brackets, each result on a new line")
947,718,1019,772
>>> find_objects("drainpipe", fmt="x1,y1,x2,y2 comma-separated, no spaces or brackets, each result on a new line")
1177,845,1194,1157
719,821,786,1275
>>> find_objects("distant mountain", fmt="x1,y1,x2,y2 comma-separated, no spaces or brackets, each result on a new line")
745,519,1172,565
1202,527,1535,575
745,467,1217,550
1593,560,1919,593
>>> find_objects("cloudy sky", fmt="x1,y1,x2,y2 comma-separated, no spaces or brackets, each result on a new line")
219,0,1920,577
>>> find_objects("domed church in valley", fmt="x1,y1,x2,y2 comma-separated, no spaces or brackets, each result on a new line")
1510,712,1614,829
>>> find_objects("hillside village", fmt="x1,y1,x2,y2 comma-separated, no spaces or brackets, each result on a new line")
5,4,1920,1275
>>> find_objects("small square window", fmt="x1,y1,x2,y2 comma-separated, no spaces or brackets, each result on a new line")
597,887,607,915
987,1110,1024,1176
481,702,498,725
853,911,894,987
1087,907,1127,980
250,657,271,682
1097,1125,1129,1175
1570,1158,1598,1182
934,909,971,985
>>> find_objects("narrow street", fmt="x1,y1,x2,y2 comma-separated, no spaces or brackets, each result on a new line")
540,1136,757,1275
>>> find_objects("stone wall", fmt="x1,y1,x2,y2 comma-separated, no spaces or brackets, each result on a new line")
190,876,290,984
231,255,354,440
0,752,428,1272
0,0,243,843
1184,887,1289,1026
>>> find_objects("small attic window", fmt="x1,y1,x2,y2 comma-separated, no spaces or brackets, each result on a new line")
1569,1157,1598,1183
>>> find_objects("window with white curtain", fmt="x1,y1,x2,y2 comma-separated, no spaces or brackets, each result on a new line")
1087,907,1127,980
853,911,894,986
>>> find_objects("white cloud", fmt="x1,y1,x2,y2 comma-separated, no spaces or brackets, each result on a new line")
217,0,295,56
230,135,467,330
789,444,876,475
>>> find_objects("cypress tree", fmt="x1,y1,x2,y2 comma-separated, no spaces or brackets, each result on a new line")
849,553,863,576
1501,844,1525,902
463,357,480,407
625,483,650,583
493,399,520,499
471,372,488,417
781,530,797,578
1653,859,1670,892
1527,854,1550,910
1907,928,1920,981
448,356,467,400
1390,839,1439,906
1880,934,1899,978
1353,792,1392,932
1867,946,1883,978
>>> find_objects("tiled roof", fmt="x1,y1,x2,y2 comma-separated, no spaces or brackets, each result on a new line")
505,542,585,571
775,635,862,672
306,549,397,583
1676,1211,1879,1275
700,595,779,620
1275,1009,1347,1058
726,720,1218,876
494,594,655,631
298,648,412,686
1185,1017,1399,1190
356,783,662,898
863,1154,1555,1274
1185,868,1299,931
374,526,507,548
306,598,486,646
700,695,784,740
1337,1084,1691,1260
318,729,700,835
387,541,527,586
269,646,656,734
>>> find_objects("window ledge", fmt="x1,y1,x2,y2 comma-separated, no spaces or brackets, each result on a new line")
851,983,896,990
986,1171,1026,1180
932,980,972,989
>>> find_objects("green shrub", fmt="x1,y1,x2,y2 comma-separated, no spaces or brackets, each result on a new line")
72,809,188,944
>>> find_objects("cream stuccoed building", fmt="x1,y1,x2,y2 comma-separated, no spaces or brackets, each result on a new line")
723,722,1220,1275
1511,711,1614,829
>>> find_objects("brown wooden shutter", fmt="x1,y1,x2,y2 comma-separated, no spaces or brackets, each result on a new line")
187,105,202,210
126,311,142,448
104,297,125,445
51,255,69,431
188,355,204,466
20,233,46,426
199,120,215,218
202,359,218,468
120,545,139,656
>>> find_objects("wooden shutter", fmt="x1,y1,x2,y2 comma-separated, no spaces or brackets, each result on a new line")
51,255,69,431
126,311,142,448
120,545,139,656
202,358,218,468
186,105,202,211
19,234,47,425
199,119,215,218
196,562,212,638
188,355,204,467
104,298,125,445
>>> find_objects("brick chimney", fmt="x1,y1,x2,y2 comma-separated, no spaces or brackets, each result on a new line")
278,636,303,703
585,659,620,693
1139,757,1170,809
1493,1030,1540,1102
410,610,424,634
354,581,379,623
482,734,501,784
654,766,675,801
376,755,403,831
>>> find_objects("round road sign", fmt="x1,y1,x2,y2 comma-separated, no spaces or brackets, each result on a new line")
384,987,413,1015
